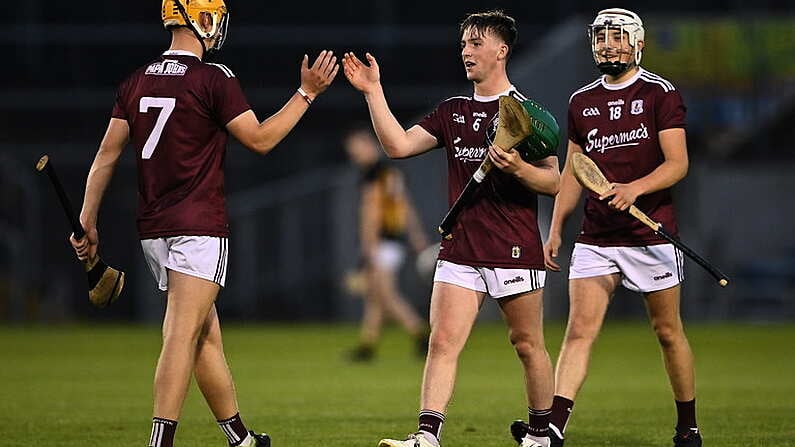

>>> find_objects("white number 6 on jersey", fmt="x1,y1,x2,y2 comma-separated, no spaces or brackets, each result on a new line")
473,117,481,131
139,97,176,159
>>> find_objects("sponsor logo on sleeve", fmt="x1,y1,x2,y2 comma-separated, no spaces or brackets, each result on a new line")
452,113,465,124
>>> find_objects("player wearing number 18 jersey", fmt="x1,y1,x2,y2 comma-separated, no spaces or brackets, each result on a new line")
568,66,685,247
70,1,338,446
541,8,702,447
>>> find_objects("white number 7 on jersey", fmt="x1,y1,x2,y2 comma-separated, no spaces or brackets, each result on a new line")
139,97,176,159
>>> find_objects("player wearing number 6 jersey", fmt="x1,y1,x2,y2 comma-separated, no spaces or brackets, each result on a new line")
69,1,338,446
537,8,702,447
344,10,559,447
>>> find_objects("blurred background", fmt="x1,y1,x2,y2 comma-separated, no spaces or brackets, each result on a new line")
2,0,794,324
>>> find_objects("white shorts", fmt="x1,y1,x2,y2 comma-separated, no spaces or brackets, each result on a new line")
433,259,545,299
141,236,229,291
569,242,684,293
374,240,406,272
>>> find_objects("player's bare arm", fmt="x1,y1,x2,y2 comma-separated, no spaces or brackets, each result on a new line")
342,52,438,158
70,117,130,262
544,140,584,271
599,127,688,211
227,50,339,154
488,145,560,196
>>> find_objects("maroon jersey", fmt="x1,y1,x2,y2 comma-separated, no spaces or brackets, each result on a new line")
111,50,251,239
568,68,686,246
418,88,548,269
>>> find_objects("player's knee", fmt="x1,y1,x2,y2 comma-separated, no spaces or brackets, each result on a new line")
564,320,600,345
162,321,204,347
427,329,465,358
197,327,222,350
510,336,545,364
652,323,682,349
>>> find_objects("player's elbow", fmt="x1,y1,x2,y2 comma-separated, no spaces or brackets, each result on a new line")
246,137,277,155
382,141,415,159
540,180,560,197
678,160,689,180
671,158,688,184
381,144,405,159
385,151,409,160
546,181,560,197
537,169,561,196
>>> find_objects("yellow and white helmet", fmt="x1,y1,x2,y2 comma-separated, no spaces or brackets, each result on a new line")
162,0,230,52
588,8,644,76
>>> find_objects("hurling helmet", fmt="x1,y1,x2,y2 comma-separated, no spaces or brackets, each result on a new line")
162,0,229,52
588,8,644,76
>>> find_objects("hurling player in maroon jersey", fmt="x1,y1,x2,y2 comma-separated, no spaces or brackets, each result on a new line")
343,10,560,447
70,1,337,446
541,9,702,447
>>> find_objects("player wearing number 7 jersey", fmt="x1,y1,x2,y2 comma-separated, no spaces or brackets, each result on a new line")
69,1,338,446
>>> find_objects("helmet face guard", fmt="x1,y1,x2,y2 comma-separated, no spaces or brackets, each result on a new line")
162,0,230,55
212,12,229,52
587,8,644,76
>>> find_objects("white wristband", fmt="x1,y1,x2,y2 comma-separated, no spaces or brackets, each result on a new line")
297,87,313,105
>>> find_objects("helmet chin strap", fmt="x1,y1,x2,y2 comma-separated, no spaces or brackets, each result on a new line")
596,48,636,77
196,35,209,59
598,61,631,77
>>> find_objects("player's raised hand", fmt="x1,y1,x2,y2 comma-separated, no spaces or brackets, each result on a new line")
343,52,381,94
543,232,562,272
300,50,339,99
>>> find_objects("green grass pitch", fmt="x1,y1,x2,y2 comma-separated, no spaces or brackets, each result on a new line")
1,321,793,446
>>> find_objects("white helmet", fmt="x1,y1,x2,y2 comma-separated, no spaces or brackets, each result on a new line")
588,8,644,76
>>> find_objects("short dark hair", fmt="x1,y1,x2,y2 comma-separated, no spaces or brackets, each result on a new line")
459,10,518,57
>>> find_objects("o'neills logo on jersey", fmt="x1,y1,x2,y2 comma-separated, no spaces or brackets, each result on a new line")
585,123,650,153
146,59,188,76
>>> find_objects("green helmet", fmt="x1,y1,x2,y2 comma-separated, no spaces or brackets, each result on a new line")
518,98,560,161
